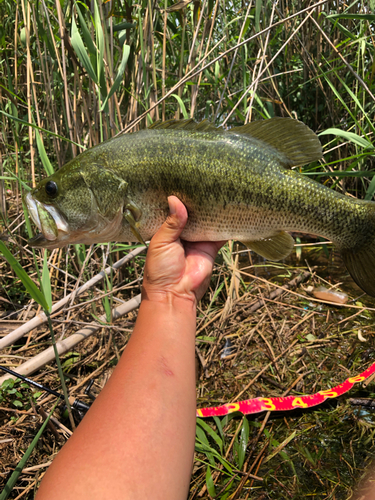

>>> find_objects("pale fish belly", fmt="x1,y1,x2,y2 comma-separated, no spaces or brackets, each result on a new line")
116,194,327,244
178,206,334,243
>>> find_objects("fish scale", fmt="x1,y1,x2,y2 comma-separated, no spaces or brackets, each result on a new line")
24,117,375,296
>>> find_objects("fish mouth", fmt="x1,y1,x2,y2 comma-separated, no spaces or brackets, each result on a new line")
25,192,69,247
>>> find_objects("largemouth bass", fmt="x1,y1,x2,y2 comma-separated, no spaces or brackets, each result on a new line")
24,118,375,296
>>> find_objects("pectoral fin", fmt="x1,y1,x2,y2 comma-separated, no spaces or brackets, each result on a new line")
241,231,295,261
124,205,147,246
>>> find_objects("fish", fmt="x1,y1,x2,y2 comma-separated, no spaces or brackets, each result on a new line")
24,117,375,296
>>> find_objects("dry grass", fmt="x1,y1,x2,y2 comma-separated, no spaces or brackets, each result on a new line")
1,211,375,498
1,0,375,497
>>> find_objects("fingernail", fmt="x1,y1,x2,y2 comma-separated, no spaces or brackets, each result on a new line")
168,197,176,215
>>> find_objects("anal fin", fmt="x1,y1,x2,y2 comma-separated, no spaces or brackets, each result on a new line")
241,231,295,261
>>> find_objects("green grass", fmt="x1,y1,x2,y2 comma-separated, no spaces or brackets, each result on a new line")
1,0,375,498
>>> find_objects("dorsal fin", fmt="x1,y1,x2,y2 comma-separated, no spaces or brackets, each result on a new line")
233,117,322,167
148,117,322,167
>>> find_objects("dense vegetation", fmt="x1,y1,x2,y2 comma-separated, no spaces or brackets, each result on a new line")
1,0,375,498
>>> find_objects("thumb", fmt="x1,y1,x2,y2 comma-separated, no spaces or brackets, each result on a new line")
153,196,188,246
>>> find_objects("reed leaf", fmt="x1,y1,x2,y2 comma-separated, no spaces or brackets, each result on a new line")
101,44,130,112
71,15,98,84
35,130,54,176
0,241,49,311
319,129,374,150
170,93,189,119
0,403,57,500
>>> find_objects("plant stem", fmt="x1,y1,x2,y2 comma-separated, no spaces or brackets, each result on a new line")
46,311,76,431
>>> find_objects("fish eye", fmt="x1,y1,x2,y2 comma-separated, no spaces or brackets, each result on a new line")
45,181,58,197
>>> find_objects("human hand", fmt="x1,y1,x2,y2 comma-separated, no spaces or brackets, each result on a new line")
142,196,225,305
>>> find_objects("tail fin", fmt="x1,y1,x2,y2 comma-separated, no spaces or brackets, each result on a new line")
341,245,375,297
337,201,375,297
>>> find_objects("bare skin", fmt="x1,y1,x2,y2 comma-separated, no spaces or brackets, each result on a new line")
34,195,372,499
36,196,224,500
352,465,375,500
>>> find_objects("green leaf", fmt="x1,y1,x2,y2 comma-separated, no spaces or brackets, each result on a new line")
0,110,83,148
170,94,189,119
238,417,249,469
12,400,23,408
196,418,223,454
365,175,375,200
71,15,98,84
195,440,233,474
196,424,215,466
319,129,374,150
303,169,375,178
74,243,86,268
206,466,216,497
0,83,27,106
94,0,105,89
0,241,49,311
334,75,375,136
255,0,261,31
213,416,225,443
102,276,112,323
35,131,54,176
263,430,297,464
111,21,136,32
22,198,34,240
101,44,130,111
1,379,15,390
0,403,57,500
75,2,97,56
327,13,375,21
42,250,52,312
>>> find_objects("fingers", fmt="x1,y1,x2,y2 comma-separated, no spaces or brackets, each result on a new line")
151,196,188,247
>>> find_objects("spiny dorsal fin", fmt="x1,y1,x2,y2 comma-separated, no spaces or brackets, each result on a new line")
233,117,322,167
148,117,322,167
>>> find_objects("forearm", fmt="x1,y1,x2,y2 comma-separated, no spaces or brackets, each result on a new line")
36,297,197,500
352,465,375,500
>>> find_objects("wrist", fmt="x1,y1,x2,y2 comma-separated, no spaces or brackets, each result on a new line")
141,286,197,312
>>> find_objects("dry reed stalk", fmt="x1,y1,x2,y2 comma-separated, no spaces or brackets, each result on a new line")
59,244,94,339
0,293,141,384
0,246,146,349
176,11,186,108
246,3,276,123
21,0,35,187
223,8,315,125
193,0,220,104
311,15,375,103
240,270,375,311
0,151,5,217
148,0,159,121
37,5,62,164
215,0,254,120
162,3,167,121
125,0,329,133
